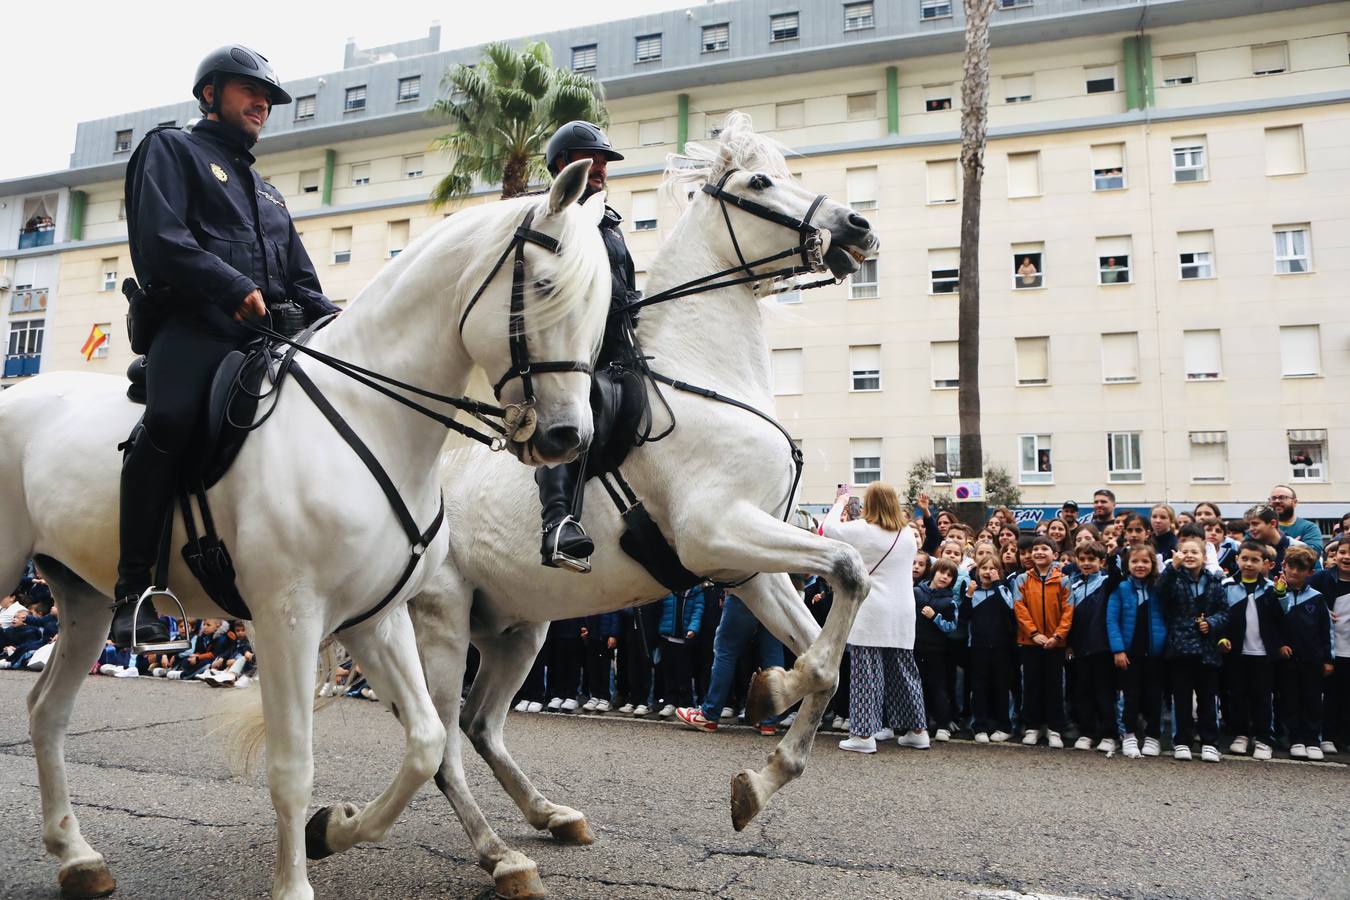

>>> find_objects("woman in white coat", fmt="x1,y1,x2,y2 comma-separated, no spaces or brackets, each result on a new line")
821,481,930,753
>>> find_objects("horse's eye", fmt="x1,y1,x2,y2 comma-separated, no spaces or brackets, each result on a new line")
748,174,772,190
535,279,554,294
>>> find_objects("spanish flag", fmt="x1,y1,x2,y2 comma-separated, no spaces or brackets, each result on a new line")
81,324,108,361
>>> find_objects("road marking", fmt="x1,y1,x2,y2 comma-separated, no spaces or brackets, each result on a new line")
969,890,1090,900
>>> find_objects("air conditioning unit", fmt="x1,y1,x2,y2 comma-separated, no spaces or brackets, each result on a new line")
0,275,10,290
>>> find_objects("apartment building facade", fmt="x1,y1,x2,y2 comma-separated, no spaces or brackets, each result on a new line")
1,0,1346,517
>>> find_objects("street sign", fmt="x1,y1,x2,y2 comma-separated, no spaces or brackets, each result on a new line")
952,478,985,501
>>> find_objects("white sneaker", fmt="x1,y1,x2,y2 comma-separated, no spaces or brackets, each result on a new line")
593,699,611,713
1097,738,1117,754
513,700,530,713
235,675,253,688
974,732,990,744
1229,735,1249,755
632,704,650,717
1201,745,1221,763
872,728,896,741
99,664,121,676
359,687,377,701
193,669,213,680
546,697,563,711
561,698,579,712
1142,737,1161,757
990,731,1012,743
1253,741,1272,761
658,704,675,718
1306,745,1324,761
1121,735,1141,758
617,703,635,715
151,667,167,678
1047,731,1064,749
1022,729,1041,746
526,701,544,713
1319,740,1338,755
165,670,183,680
841,718,851,733
781,712,797,727
934,728,951,742
1174,745,1192,761
1290,743,1308,759
581,698,599,712
721,707,736,720
830,715,847,731
898,729,931,749
0,661,10,670
1073,736,1093,751
114,667,140,678
838,735,877,754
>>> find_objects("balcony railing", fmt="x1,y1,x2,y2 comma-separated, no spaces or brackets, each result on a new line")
9,288,49,314
3,354,41,378
18,228,55,249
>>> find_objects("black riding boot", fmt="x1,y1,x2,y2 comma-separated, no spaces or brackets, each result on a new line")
536,460,593,573
112,427,177,649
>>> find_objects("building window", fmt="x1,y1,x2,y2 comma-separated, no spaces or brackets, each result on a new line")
635,33,662,62
1183,329,1223,380
933,436,961,483
1091,143,1126,190
117,200,126,221
770,12,800,42
844,1,874,31
1274,224,1311,273
572,44,597,72
403,154,424,179
1085,65,1117,94
397,76,421,103
1019,434,1052,484
631,190,658,231
929,248,959,294
1265,125,1305,176
157,120,176,129
1100,332,1139,383
921,0,953,20
1012,244,1043,289
1189,432,1228,483
1003,74,1032,104
930,340,958,389
114,130,132,153
771,348,803,395
702,23,730,52
850,345,882,391
1287,430,1327,482
1015,336,1049,386
1279,325,1320,377
851,438,882,485
5,319,45,376
101,259,118,292
703,108,730,138
1160,55,1196,86
1178,230,1215,280
846,167,878,210
344,86,367,112
997,0,1032,8
638,119,666,146
1096,236,1131,284
332,227,352,265
775,101,804,129
1107,431,1143,482
387,220,409,258
1007,151,1041,198
1172,137,1207,182
849,258,878,299
1252,42,1288,75
926,159,958,203
847,92,877,120
300,169,320,193
350,162,370,186
924,84,953,111
295,95,316,120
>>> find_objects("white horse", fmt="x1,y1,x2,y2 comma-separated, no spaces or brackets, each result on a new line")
0,160,610,900
400,117,882,896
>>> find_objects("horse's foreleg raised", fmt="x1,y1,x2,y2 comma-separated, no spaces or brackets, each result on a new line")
465,624,595,844
305,606,446,859
26,569,117,899
734,572,823,724
408,588,545,899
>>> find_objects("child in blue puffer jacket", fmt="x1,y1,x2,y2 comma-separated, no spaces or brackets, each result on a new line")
656,587,706,712
1107,543,1168,758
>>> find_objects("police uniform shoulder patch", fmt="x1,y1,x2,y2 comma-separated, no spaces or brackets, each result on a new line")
210,162,228,183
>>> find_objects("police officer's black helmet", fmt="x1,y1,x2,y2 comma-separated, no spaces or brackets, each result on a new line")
545,121,624,174
193,45,293,114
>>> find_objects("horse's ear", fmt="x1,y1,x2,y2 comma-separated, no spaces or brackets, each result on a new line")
579,189,606,227
548,159,591,215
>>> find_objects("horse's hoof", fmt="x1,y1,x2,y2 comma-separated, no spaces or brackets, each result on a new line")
58,862,116,899
548,817,595,845
493,864,546,898
730,770,762,832
744,667,787,725
305,805,338,859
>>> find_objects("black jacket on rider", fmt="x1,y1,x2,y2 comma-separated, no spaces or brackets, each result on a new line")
598,205,638,363
124,118,338,321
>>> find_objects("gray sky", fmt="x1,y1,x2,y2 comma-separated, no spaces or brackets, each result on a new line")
1,0,695,178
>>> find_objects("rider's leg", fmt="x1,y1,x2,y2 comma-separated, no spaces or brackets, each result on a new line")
535,456,592,572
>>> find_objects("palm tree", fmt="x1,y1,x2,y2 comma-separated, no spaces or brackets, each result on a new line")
956,0,995,529
429,41,608,204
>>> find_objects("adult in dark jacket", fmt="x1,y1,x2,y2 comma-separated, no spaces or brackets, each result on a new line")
112,46,338,650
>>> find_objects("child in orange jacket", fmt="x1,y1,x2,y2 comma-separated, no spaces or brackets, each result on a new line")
1013,537,1073,747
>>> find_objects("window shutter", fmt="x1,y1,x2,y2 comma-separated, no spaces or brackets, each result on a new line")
926,160,958,203
775,101,804,129
1101,332,1138,383
850,344,881,372
1183,330,1222,379
1279,325,1320,376
1252,43,1287,74
388,220,409,255
638,119,666,145
929,247,959,271
1265,126,1305,176
1096,235,1131,258
1091,143,1124,170
931,341,958,387
631,191,657,225
846,167,879,208
332,228,351,254
1007,152,1040,197
1015,336,1049,384
1189,435,1227,482
1002,74,1032,101
771,348,803,394
1160,55,1196,84
1178,230,1214,254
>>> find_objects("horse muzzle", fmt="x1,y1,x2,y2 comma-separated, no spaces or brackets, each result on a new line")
824,214,879,279
515,422,591,466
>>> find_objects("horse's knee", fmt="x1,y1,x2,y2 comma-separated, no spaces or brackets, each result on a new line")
406,722,448,783
830,546,868,599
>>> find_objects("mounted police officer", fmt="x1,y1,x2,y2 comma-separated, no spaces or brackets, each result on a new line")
111,45,339,648
535,121,636,573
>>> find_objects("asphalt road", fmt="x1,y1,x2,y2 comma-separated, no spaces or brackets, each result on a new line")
0,671,1346,900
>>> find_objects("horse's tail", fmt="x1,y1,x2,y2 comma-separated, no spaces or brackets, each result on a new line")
215,634,346,776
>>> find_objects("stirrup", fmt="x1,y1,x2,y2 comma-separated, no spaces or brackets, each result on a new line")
546,517,592,574
130,587,192,654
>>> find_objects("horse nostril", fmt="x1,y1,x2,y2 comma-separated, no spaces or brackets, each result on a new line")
847,213,871,231
541,424,581,456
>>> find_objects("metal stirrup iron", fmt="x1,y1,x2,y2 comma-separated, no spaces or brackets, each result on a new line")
546,516,592,574
129,587,192,654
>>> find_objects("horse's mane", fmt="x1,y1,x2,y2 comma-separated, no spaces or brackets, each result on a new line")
662,112,794,204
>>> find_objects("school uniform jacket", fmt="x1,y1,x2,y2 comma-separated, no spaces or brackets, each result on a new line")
912,582,958,652
1066,570,1116,657
1221,577,1285,656
1280,585,1333,664
964,581,1017,649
